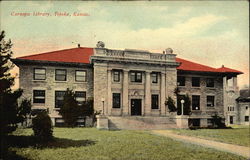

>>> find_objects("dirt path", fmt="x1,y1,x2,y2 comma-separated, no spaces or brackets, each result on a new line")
151,130,250,159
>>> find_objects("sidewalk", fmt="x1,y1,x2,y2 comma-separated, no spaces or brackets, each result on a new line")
151,130,250,159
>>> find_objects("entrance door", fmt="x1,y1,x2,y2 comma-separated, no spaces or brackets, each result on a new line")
131,99,142,116
230,116,234,124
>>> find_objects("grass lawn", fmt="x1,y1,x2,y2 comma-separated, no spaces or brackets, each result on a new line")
171,126,250,147
6,128,247,160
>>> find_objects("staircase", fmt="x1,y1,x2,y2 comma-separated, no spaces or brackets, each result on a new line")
108,116,177,130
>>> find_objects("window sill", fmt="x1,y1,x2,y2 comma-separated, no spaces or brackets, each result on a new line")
191,86,201,88
177,85,185,87
32,80,46,82
74,81,87,84
112,82,121,84
54,81,68,83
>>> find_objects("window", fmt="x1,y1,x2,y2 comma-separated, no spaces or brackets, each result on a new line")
33,90,45,103
113,71,120,82
34,68,46,80
113,93,121,108
192,77,200,87
75,91,86,106
246,106,249,110
130,71,142,82
192,95,200,110
207,119,214,127
75,70,86,82
177,76,185,86
206,78,214,87
55,91,66,108
207,96,215,107
55,69,67,81
228,106,234,111
151,94,159,109
245,116,249,122
151,73,158,83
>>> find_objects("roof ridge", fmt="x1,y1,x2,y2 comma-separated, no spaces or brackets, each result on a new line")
17,47,92,59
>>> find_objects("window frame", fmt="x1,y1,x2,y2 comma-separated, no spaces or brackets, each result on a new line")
55,69,67,81
113,70,120,82
151,94,159,109
55,91,66,108
75,91,86,106
112,93,121,108
192,95,200,110
75,70,87,82
192,77,200,87
207,96,215,107
33,68,46,80
130,71,142,83
151,72,158,83
206,78,215,87
33,90,45,104
177,76,185,86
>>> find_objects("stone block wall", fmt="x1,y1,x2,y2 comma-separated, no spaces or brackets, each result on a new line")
19,64,93,124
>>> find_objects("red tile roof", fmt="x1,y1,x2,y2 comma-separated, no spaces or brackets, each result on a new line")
16,47,242,74
176,57,217,72
17,47,94,64
216,66,243,74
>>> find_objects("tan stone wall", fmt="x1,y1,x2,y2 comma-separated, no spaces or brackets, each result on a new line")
19,64,93,124
177,73,224,120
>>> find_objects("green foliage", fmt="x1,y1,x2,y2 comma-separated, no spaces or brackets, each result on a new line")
18,98,32,125
32,111,53,141
211,114,226,128
0,30,26,135
177,94,191,115
58,89,80,127
165,96,177,112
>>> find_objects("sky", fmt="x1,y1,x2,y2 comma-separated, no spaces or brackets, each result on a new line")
0,1,249,89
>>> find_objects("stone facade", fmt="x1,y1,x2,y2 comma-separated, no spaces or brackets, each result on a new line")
13,46,243,129
19,63,93,125
177,72,224,127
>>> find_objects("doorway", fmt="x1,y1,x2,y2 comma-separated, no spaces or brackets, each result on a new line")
230,116,234,124
131,99,142,116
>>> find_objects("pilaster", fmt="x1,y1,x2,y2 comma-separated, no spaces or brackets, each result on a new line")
145,71,151,115
122,69,129,115
160,72,166,116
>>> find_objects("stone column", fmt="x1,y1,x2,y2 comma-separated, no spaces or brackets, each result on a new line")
160,72,166,116
223,76,228,124
107,69,112,115
233,76,238,91
122,70,129,116
145,71,151,116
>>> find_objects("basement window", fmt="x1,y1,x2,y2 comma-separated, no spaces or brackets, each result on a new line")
245,116,249,122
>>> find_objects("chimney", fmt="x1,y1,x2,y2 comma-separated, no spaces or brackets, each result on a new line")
222,65,224,68
78,44,80,48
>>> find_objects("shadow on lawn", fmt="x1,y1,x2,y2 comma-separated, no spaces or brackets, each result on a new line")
6,135,96,149
1,135,96,160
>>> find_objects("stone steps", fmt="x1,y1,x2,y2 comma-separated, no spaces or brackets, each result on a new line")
108,116,177,130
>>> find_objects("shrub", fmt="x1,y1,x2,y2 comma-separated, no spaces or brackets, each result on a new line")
165,96,176,112
32,111,53,141
211,114,226,128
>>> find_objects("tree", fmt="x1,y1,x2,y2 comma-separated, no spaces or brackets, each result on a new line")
58,89,82,127
0,30,27,135
19,99,32,126
82,97,94,126
177,94,191,115
165,96,177,112
32,111,53,141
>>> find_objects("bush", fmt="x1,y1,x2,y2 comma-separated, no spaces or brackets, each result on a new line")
165,96,176,112
32,111,53,141
211,114,226,128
